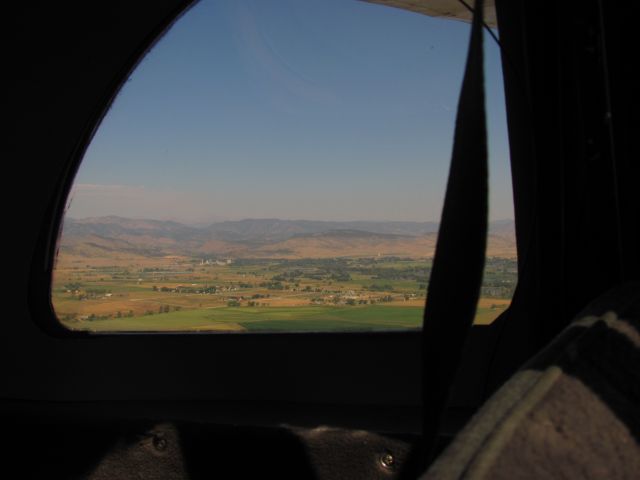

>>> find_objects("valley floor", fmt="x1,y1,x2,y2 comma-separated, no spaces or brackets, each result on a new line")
52,254,515,333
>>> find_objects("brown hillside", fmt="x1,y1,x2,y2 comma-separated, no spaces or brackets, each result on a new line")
253,232,516,259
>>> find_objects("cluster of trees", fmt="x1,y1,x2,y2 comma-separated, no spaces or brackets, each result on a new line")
144,305,181,315
311,297,376,306
68,287,112,300
353,266,430,282
152,285,217,294
344,298,371,305
480,258,517,298
329,272,351,282
246,301,269,307
480,286,514,299
228,299,269,307
366,284,394,292
272,269,304,282
80,310,135,321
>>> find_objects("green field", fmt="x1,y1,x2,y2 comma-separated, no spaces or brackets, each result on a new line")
61,304,508,333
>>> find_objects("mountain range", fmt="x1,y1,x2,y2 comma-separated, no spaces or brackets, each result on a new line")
59,216,517,259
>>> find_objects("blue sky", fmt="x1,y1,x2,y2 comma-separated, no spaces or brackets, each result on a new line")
67,0,513,224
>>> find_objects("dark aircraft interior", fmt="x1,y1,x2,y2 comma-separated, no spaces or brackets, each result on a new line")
5,0,640,478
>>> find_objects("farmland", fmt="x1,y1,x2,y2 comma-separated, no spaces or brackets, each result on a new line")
52,253,517,333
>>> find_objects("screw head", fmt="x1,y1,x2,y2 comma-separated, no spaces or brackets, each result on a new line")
153,435,168,452
380,452,396,469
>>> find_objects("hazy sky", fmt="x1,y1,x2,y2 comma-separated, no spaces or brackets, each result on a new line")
67,0,513,224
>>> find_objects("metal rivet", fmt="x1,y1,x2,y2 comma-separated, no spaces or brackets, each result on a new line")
380,452,396,469
153,435,168,452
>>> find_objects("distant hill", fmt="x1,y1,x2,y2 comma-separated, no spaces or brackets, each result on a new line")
203,218,441,243
59,216,516,259
255,230,439,258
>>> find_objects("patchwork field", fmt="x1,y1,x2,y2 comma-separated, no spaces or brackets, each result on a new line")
52,252,516,333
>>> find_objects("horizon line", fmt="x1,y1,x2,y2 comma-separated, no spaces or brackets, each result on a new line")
65,214,515,225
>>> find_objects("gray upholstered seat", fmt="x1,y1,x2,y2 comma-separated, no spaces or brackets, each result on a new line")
422,283,640,479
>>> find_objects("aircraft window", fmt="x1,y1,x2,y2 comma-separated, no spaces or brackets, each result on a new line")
51,0,515,333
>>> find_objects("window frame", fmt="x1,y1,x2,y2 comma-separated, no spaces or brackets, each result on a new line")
25,0,514,431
